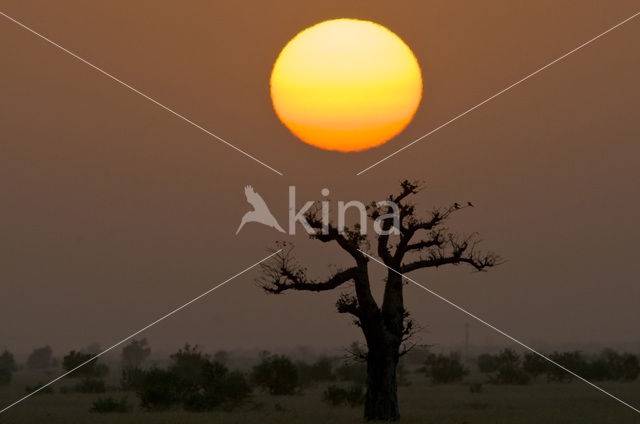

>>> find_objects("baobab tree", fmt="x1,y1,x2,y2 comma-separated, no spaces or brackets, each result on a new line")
259,181,498,421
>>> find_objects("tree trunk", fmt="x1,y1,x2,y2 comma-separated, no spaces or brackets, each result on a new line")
364,340,399,421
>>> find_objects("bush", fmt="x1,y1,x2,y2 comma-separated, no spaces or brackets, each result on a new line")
425,353,469,384
183,362,252,411
90,396,131,413
322,385,348,406
120,367,146,391
322,384,364,407
0,350,17,372
297,357,335,386
605,351,640,382
490,349,530,385
477,353,497,374
546,351,590,382
25,383,54,395
251,353,299,395
0,368,11,385
345,384,365,407
491,364,531,385
62,350,108,378
335,362,366,384
135,355,252,412
169,344,209,396
74,377,106,393
523,352,549,379
27,346,53,370
121,339,151,369
136,368,180,410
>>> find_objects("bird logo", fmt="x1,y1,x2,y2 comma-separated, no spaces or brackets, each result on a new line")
236,186,285,235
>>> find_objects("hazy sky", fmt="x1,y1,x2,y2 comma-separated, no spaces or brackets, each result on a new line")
1,0,639,358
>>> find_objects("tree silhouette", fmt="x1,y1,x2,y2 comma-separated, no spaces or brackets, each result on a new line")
26,345,53,370
121,338,151,369
259,180,498,421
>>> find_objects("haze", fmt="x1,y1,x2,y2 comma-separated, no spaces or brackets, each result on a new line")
1,0,639,360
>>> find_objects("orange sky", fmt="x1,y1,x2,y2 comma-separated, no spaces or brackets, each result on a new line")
1,0,639,356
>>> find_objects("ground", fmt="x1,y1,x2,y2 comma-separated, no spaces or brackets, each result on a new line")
0,369,639,423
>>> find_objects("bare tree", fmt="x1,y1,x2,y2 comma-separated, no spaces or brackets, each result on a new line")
259,181,498,421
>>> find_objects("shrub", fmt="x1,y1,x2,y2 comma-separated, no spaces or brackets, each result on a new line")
490,349,530,385
0,350,17,372
251,353,299,395
477,353,497,374
121,339,151,369
25,383,54,395
322,384,364,407
26,346,53,370
120,367,146,391
0,368,11,385
216,370,252,407
169,344,209,396
135,356,252,412
62,350,108,378
183,362,252,411
605,351,640,382
90,396,131,413
297,357,335,386
322,384,348,406
136,368,180,410
74,377,106,393
546,351,589,382
335,362,366,384
491,364,531,385
425,353,469,384
523,352,549,379
345,384,365,407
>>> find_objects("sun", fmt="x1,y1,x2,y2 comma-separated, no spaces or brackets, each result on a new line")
270,18,422,152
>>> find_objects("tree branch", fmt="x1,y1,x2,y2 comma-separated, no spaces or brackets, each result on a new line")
401,233,499,273
259,245,358,294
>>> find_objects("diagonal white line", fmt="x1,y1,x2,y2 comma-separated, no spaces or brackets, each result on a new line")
356,10,640,176
0,10,283,176
358,249,640,415
0,249,281,415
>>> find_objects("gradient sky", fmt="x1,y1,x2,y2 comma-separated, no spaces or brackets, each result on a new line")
1,0,639,358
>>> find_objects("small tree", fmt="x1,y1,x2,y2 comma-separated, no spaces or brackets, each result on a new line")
62,350,108,378
136,368,179,410
169,344,209,396
486,349,530,385
297,356,335,386
546,351,590,382
424,353,469,384
183,361,252,411
523,352,549,380
260,181,498,420
26,346,53,369
121,339,151,369
0,368,11,385
0,350,17,372
477,353,497,374
605,350,640,382
251,353,299,395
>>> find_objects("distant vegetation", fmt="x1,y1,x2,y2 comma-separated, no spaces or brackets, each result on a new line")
1,341,639,417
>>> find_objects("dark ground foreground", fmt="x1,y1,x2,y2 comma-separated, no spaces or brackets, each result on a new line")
1,370,639,424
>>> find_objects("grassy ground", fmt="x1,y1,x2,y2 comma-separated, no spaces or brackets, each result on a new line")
1,370,639,423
